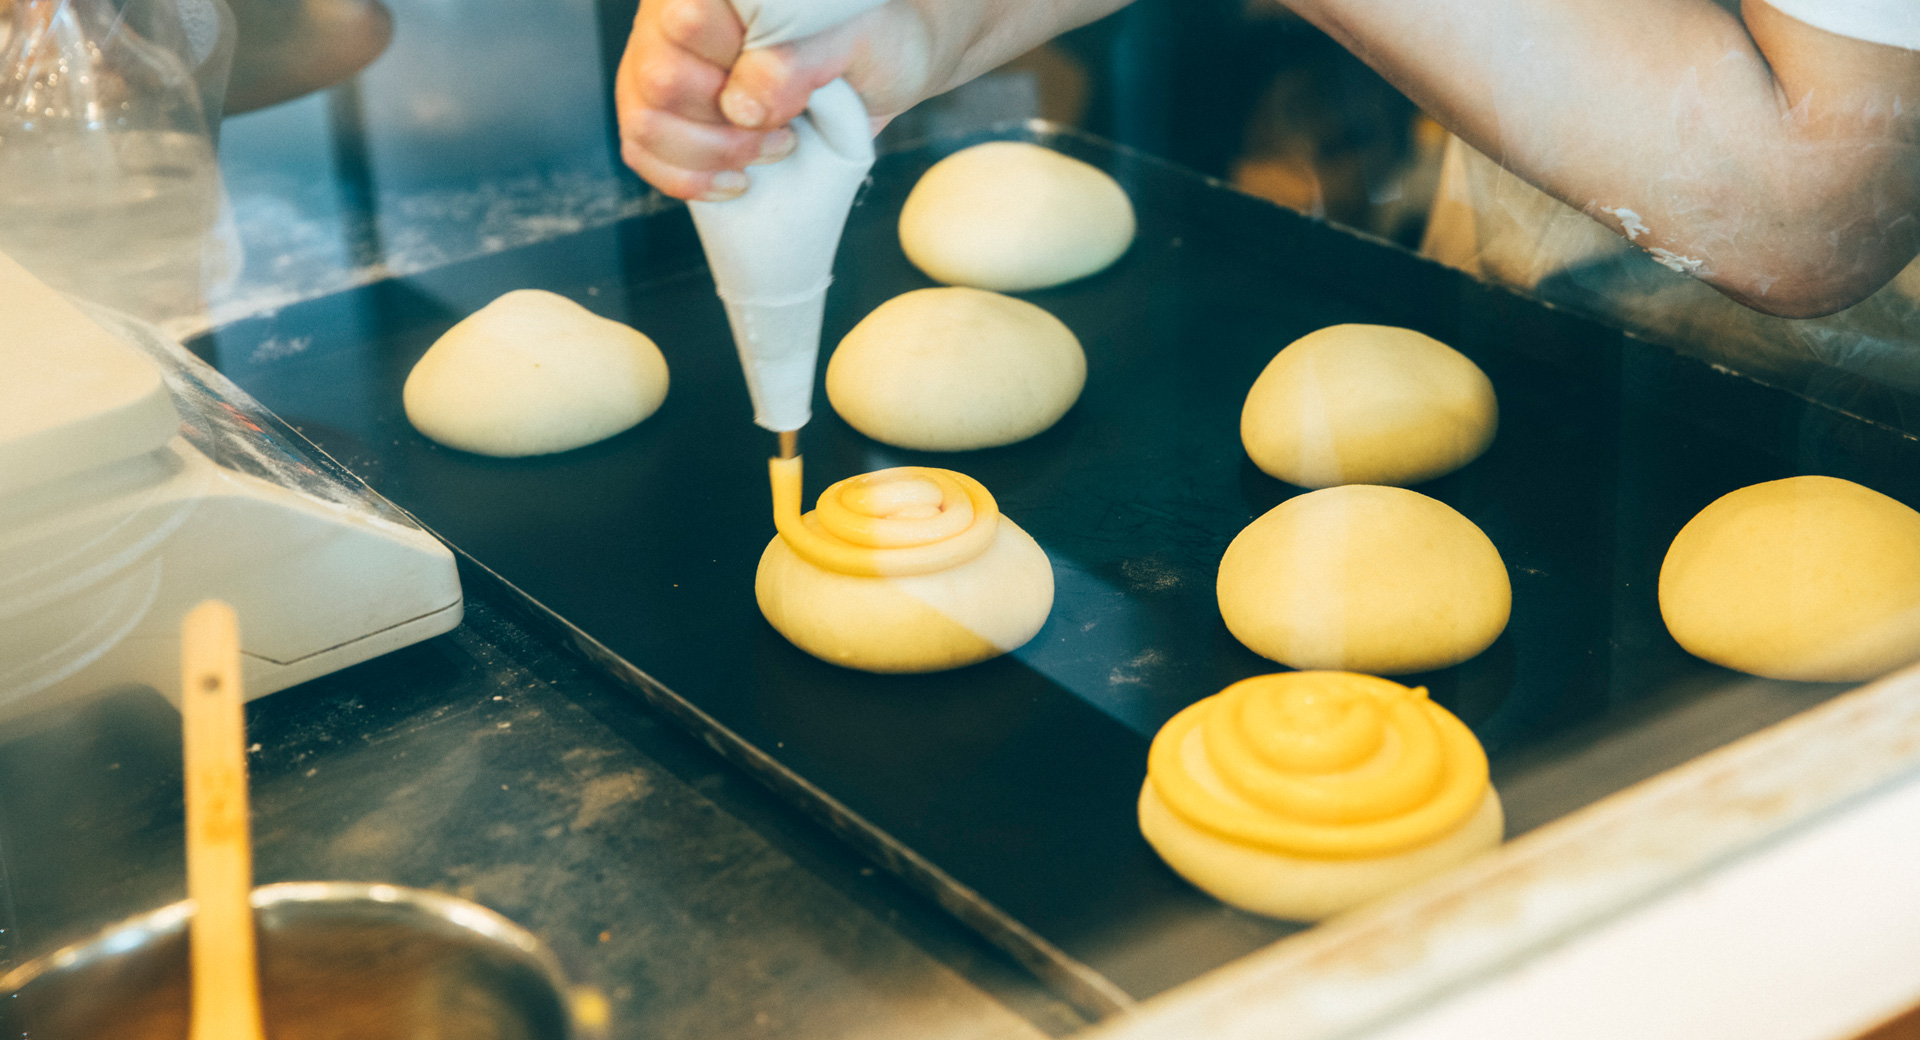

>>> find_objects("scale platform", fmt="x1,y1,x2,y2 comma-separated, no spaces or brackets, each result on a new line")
0,253,464,724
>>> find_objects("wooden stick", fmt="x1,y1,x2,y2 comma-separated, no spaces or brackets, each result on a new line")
778,429,798,460
181,600,266,1040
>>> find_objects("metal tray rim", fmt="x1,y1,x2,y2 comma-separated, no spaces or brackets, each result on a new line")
1086,661,1920,1039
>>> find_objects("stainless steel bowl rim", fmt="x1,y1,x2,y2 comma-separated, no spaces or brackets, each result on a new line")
0,881,571,998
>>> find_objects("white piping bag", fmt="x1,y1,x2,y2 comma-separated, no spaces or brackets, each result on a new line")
688,0,887,434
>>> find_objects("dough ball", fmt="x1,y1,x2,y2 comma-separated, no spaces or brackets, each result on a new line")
1659,475,1920,682
1140,782,1504,921
1242,324,1497,488
1140,671,1503,921
756,516,1054,673
826,287,1086,451
404,289,668,457
899,141,1135,292
1217,485,1510,674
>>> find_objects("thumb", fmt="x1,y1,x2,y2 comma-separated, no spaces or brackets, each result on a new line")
717,27,860,130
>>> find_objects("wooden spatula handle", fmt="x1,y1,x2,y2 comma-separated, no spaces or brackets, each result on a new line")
182,600,266,1040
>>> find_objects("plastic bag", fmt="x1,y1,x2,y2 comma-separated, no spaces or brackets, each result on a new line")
0,0,236,331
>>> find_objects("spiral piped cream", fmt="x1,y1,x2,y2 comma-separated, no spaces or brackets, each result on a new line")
756,456,1054,673
769,456,1000,576
1148,672,1489,858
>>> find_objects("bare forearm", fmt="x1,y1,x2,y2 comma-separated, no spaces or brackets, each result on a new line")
907,0,1136,98
827,0,1134,121
1286,0,1920,316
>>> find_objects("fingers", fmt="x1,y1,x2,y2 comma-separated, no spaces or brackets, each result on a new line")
620,0,799,200
636,106,796,173
621,110,797,200
622,140,749,201
717,32,857,131
618,0,739,125
616,0,909,199
710,6,934,132
623,38,729,124
650,0,741,67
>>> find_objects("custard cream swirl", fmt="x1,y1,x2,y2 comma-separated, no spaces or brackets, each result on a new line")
769,456,1000,576
1148,672,1489,857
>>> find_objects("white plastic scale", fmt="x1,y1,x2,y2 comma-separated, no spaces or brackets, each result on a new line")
0,251,462,726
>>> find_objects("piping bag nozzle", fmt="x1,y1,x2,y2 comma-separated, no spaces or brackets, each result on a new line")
689,75,875,433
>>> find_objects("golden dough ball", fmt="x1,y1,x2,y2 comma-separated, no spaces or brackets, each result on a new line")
1139,671,1503,920
1241,324,1497,488
1659,475,1920,682
1217,485,1510,674
403,290,668,457
898,141,1136,292
826,287,1085,451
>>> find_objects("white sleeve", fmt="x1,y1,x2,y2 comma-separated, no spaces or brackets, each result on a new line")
1761,0,1920,50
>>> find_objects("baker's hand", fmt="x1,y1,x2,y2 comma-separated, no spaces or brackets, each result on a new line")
615,0,934,201
615,0,769,201
616,0,1130,201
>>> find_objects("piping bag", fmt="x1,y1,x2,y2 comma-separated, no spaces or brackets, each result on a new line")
688,0,886,454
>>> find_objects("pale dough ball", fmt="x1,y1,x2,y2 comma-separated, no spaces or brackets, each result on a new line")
899,141,1136,292
826,287,1086,451
1659,475,1920,682
1217,485,1510,674
756,517,1054,673
1242,324,1498,488
1139,782,1504,921
404,289,668,457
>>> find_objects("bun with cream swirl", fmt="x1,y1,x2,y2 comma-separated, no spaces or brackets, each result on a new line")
756,457,1053,672
1139,671,1502,920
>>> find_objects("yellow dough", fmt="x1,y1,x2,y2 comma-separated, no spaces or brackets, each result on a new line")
826,287,1086,451
898,141,1136,292
1217,485,1510,674
403,289,668,457
1140,671,1503,920
756,457,1053,672
1242,324,1497,488
1659,475,1920,682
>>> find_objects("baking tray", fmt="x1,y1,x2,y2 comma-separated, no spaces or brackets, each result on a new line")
192,122,1920,1017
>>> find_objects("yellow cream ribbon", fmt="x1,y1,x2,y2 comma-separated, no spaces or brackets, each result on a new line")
769,455,1001,577
1148,671,1490,857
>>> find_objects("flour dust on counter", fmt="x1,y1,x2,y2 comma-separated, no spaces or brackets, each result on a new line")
0,594,1083,1040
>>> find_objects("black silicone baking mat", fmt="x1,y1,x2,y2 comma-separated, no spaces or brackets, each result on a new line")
193,123,1920,1016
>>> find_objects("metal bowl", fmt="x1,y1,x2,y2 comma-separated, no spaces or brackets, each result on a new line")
0,882,576,1040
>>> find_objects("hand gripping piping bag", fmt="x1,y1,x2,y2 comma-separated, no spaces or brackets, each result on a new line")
687,0,888,433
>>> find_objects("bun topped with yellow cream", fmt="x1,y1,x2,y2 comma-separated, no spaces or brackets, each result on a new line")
755,457,1053,673
1139,671,1502,920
